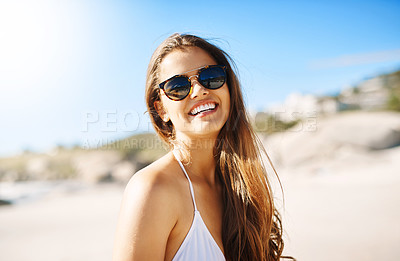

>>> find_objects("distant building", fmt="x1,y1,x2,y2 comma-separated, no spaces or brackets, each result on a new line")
261,71,395,123
267,93,338,122
317,96,339,115
339,77,389,110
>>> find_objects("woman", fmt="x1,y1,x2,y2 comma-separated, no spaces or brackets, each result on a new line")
113,33,287,261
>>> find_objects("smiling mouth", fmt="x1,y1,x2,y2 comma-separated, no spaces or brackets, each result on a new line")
189,103,218,116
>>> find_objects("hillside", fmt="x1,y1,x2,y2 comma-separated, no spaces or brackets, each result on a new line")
0,133,167,184
263,111,400,178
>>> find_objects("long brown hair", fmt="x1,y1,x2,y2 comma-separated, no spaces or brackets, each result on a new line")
145,33,288,260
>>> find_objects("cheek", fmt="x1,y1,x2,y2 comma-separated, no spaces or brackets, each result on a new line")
222,86,231,112
161,97,186,120
160,96,175,113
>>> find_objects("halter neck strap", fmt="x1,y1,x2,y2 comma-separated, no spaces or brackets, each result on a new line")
172,150,198,211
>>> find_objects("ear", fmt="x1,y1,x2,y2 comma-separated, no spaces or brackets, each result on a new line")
154,101,170,122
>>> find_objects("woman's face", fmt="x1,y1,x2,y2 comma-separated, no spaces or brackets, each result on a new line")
157,47,230,140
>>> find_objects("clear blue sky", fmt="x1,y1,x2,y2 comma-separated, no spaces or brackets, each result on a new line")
1,0,399,156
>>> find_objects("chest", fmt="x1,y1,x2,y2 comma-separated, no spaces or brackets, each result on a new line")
165,182,224,260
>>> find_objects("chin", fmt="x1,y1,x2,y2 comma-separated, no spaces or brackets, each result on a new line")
189,120,226,137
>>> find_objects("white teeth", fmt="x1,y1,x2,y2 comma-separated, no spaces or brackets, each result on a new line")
190,103,216,115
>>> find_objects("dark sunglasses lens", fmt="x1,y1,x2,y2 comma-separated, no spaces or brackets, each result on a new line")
199,66,226,89
164,77,191,100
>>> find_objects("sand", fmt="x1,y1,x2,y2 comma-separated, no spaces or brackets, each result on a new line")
0,183,124,261
1,170,399,261
1,111,400,260
280,170,400,260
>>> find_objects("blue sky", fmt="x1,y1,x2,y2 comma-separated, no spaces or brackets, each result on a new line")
0,0,399,156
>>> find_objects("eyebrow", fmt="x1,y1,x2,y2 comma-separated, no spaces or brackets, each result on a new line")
159,64,218,84
173,64,216,77
179,65,205,75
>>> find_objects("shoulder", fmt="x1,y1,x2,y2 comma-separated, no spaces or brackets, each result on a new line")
124,152,181,206
122,152,182,221
113,152,184,260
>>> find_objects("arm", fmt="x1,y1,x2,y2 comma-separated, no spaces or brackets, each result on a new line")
112,170,178,261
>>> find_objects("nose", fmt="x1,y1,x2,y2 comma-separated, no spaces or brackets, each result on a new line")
189,76,209,99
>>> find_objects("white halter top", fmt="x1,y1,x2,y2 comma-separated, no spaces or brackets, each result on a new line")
172,152,226,261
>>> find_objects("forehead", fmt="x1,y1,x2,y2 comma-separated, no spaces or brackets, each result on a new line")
159,47,217,82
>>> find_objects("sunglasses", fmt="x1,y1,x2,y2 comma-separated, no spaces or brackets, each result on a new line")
158,65,227,101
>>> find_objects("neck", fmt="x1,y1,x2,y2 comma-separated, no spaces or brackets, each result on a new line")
174,132,219,186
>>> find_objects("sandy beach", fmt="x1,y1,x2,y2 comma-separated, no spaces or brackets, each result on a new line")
1,112,400,260
0,183,124,261
281,169,400,260
1,168,399,261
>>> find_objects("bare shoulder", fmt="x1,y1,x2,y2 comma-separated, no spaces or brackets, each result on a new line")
124,152,180,205
112,152,182,261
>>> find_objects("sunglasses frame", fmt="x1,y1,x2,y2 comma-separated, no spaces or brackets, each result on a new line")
158,65,227,101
